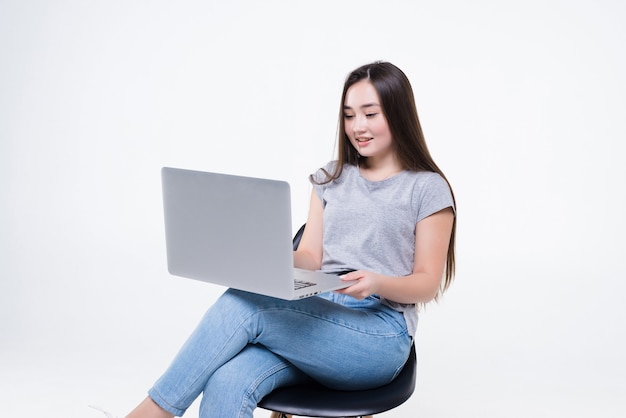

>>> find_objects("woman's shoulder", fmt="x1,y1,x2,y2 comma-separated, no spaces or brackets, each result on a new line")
311,161,358,182
406,169,443,180
310,161,337,183
404,170,449,189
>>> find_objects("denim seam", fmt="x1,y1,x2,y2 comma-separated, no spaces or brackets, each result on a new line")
148,387,187,416
163,308,285,407
155,321,251,413
238,361,291,418
253,307,407,338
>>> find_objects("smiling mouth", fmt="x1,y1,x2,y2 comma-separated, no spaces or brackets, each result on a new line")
356,137,372,143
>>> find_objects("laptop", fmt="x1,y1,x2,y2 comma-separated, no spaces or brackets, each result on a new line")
161,167,356,300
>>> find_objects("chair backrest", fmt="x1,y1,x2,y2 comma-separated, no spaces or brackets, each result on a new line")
292,223,306,251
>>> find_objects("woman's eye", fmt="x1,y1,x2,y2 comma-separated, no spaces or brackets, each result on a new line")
366,113,377,118
344,114,354,119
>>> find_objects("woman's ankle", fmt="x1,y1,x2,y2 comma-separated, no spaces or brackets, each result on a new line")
126,397,174,418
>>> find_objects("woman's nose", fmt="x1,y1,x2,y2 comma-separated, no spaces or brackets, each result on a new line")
352,115,366,133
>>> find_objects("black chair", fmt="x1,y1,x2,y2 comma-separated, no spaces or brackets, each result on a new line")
257,224,417,418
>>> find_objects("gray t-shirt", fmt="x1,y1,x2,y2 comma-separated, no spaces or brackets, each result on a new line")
310,162,455,337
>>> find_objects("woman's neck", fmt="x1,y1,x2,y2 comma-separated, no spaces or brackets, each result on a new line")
359,156,403,181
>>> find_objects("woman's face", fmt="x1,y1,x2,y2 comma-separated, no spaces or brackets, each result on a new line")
343,80,394,161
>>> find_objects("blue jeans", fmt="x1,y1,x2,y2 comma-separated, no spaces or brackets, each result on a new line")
148,289,412,417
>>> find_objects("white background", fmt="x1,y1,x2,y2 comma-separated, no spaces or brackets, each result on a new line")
1,1,625,417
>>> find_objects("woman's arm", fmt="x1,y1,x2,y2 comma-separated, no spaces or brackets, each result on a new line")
337,207,455,304
293,189,324,271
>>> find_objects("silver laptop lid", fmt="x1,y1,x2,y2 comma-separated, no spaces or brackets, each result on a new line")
161,167,296,298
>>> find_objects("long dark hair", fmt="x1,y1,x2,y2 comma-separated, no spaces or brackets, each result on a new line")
319,61,457,297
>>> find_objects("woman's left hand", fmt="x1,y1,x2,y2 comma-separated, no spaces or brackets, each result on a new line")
335,270,381,300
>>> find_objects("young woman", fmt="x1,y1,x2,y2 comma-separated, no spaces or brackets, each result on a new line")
119,61,456,418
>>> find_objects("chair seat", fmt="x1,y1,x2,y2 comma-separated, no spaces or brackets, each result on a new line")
258,345,416,418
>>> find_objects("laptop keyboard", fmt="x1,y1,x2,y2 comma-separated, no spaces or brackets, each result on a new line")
294,280,316,290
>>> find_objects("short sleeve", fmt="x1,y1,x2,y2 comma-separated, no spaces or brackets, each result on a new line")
413,173,455,223
309,161,339,207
